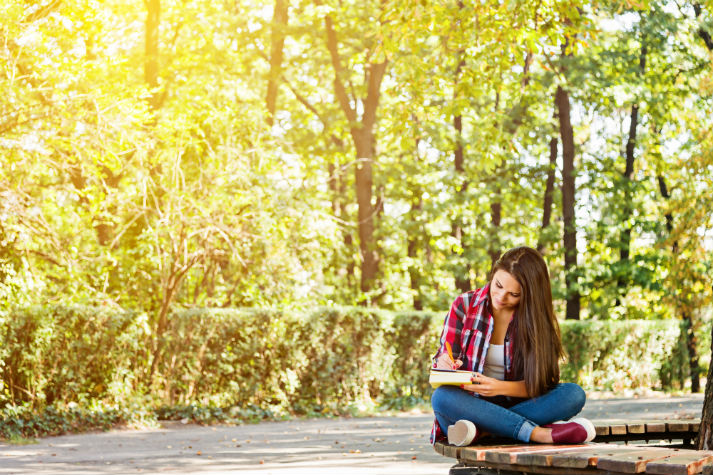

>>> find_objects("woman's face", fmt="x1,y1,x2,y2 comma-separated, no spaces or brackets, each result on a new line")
490,269,522,312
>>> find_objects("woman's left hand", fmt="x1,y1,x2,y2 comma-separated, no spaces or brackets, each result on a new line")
460,373,504,397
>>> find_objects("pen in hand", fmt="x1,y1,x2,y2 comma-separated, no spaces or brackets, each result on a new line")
444,342,462,370
445,341,455,363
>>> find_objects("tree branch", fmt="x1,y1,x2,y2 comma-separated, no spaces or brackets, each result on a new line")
324,14,357,123
362,60,388,132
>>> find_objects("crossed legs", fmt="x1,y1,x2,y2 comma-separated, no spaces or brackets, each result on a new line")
431,383,586,443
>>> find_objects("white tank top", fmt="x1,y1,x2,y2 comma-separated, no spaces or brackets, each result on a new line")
483,344,505,380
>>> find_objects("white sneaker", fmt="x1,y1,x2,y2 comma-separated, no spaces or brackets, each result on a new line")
447,419,478,446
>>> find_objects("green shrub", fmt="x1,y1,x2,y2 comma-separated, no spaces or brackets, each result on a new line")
290,306,392,413
0,305,145,408
1,303,710,440
155,308,295,410
559,319,688,391
0,402,155,439
383,310,442,400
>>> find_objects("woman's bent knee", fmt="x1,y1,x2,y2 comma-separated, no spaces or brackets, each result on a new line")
561,382,586,413
431,386,456,413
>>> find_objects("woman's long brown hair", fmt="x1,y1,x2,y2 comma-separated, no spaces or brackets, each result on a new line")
489,246,564,398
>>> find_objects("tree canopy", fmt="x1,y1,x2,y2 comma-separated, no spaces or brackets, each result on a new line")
1,0,712,324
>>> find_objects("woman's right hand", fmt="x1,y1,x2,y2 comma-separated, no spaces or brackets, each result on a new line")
435,352,463,370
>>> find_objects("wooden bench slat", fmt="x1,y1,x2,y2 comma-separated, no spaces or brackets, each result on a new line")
645,452,713,475
550,445,640,468
669,422,692,432
483,444,575,464
459,444,519,463
514,445,593,466
593,419,700,435
646,422,667,433
628,422,647,434
460,459,619,475
443,444,461,459
597,448,683,473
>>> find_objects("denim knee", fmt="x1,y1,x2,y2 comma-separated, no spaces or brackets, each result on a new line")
561,382,586,414
430,386,453,413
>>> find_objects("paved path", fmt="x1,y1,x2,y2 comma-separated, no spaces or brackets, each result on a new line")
0,394,704,475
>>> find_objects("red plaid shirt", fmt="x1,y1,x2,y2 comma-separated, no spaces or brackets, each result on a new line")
429,284,517,444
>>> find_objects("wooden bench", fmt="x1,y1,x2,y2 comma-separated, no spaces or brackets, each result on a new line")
592,420,699,446
434,420,713,475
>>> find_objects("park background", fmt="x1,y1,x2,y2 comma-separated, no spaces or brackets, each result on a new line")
1,0,713,441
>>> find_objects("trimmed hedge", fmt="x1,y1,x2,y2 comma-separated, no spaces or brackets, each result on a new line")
0,305,145,407
1,305,708,427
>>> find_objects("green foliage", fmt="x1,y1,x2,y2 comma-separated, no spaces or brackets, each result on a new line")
2,304,708,439
2,0,713,439
291,306,393,412
155,308,295,409
1,0,712,326
385,310,444,399
153,404,277,424
0,305,146,408
559,319,690,391
0,402,155,440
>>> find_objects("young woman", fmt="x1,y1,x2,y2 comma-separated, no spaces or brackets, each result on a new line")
430,246,595,446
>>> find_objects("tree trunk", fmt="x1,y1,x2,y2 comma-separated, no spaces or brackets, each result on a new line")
684,313,701,393
489,187,502,265
265,0,289,125
328,159,356,291
452,107,470,292
694,4,713,51
658,175,700,392
450,24,469,292
145,0,160,111
338,170,356,289
555,85,580,320
324,15,387,297
352,129,379,293
696,319,713,449
408,192,424,310
658,176,674,236
617,44,645,297
619,104,638,263
487,52,531,266
537,136,557,254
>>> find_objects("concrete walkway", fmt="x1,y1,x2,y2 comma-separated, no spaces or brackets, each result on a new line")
0,394,704,475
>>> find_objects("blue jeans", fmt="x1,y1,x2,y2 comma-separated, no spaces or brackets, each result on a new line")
431,383,586,442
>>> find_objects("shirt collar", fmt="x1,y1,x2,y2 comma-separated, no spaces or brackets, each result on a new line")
475,282,491,308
